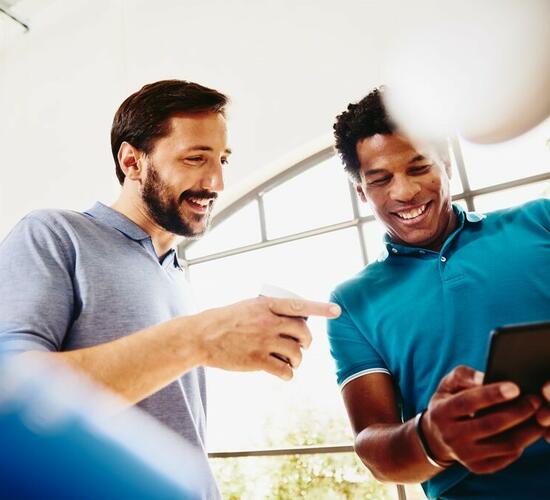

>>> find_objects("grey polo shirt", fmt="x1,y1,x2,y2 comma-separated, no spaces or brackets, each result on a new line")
0,202,218,497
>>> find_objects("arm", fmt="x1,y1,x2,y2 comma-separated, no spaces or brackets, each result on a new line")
21,297,341,405
344,366,544,483
343,372,441,483
1,214,340,405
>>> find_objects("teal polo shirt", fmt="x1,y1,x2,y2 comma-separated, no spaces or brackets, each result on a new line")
328,199,550,499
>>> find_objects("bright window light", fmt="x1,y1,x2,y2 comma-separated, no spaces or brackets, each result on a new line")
262,156,354,239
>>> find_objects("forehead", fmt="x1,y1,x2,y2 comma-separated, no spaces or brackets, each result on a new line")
157,112,229,152
356,133,419,170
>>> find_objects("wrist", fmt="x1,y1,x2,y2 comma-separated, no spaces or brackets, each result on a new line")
415,410,455,469
190,307,226,367
165,313,212,368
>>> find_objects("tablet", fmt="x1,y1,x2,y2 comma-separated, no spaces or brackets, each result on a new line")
484,321,550,394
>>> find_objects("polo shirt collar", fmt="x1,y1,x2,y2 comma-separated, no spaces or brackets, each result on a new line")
84,202,184,270
379,203,486,261
84,202,151,241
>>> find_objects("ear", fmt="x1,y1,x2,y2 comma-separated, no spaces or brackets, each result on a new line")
118,142,143,182
355,183,367,203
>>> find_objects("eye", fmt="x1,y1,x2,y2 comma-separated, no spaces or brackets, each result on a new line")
183,156,206,166
368,176,391,186
409,165,431,175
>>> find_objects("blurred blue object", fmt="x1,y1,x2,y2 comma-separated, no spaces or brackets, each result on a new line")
0,354,208,500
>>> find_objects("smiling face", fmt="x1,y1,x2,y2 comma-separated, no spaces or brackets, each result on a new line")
139,111,230,238
355,133,456,250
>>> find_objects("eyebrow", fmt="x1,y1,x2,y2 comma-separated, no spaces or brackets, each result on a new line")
362,154,428,177
408,154,426,163
184,145,232,155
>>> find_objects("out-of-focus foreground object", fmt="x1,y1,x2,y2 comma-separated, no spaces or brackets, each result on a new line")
0,354,209,499
382,0,550,144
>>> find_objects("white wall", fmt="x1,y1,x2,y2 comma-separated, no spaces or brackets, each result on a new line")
0,0,418,238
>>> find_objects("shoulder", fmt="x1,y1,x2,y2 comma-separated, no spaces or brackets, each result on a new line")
331,259,388,308
24,208,88,227
4,209,94,256
483,198,550,228
20,208,93,238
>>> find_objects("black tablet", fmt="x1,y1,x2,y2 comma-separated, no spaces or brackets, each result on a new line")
484,321,550,394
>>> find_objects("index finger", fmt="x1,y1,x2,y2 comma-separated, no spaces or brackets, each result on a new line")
268,297,341,318
446,381,520,417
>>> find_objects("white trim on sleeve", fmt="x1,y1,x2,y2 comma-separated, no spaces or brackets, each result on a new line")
339,368,391,390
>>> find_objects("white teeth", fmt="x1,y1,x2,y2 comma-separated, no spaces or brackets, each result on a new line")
189,197,210,207
396,204,427,220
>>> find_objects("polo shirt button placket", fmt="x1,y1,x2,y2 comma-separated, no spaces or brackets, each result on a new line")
440,256,447,263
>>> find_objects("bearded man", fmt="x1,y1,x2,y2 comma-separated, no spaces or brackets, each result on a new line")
0,80,340,499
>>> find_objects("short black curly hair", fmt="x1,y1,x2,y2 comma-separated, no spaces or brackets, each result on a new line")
333,87,396,184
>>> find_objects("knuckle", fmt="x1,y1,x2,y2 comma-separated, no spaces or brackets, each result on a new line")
259,314,279,330
453,365,471,380
477,416,497,435
452,395,468,415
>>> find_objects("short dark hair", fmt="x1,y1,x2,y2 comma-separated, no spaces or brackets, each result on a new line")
111,80,229,185
333,87,396,184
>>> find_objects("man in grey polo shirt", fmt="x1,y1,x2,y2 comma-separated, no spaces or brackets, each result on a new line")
0,80,340,497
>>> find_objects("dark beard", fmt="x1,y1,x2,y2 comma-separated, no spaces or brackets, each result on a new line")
141,162,214,238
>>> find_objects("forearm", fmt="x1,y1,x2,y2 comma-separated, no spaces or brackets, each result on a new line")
355,419,441,483
20,314,208,405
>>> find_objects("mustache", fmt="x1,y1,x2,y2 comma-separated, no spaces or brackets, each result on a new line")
179,190,218,205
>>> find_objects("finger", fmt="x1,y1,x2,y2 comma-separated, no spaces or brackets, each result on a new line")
477,420,544,460
264,354,293,381
536,405,550,426
467,395,541,439
270,337,303,368
268,297,341,318
438,365,484,395
543,381,550,402
446,382,520,417
276,317,311,348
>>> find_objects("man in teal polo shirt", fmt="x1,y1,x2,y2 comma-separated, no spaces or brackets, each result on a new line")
328,88,550,499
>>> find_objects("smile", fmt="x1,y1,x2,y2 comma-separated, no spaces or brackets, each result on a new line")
184,197,213,214
392,202,431,223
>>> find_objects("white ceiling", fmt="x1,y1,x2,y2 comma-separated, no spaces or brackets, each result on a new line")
0,0,471,238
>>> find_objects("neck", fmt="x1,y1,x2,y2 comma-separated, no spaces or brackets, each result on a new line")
426,208,459,252
111,190,177,259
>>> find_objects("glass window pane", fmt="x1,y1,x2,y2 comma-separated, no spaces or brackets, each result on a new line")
459,116,550,190
362,220,386,263
473,180,550,214
188,228,364,451
358,192,374,218
185,201,261,259
263,157,354,238
448,144,464,196
210,453,402,499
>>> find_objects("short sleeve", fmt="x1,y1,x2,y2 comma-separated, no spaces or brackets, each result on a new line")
0,214,75,354
327,290,389,389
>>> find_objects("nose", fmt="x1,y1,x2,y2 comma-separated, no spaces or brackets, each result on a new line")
389,174,421,202
200,161,225,193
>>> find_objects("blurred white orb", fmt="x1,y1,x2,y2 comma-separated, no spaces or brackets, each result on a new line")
382,0,550,144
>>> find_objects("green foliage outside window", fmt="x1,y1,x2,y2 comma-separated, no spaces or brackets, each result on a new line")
210,410,394,499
